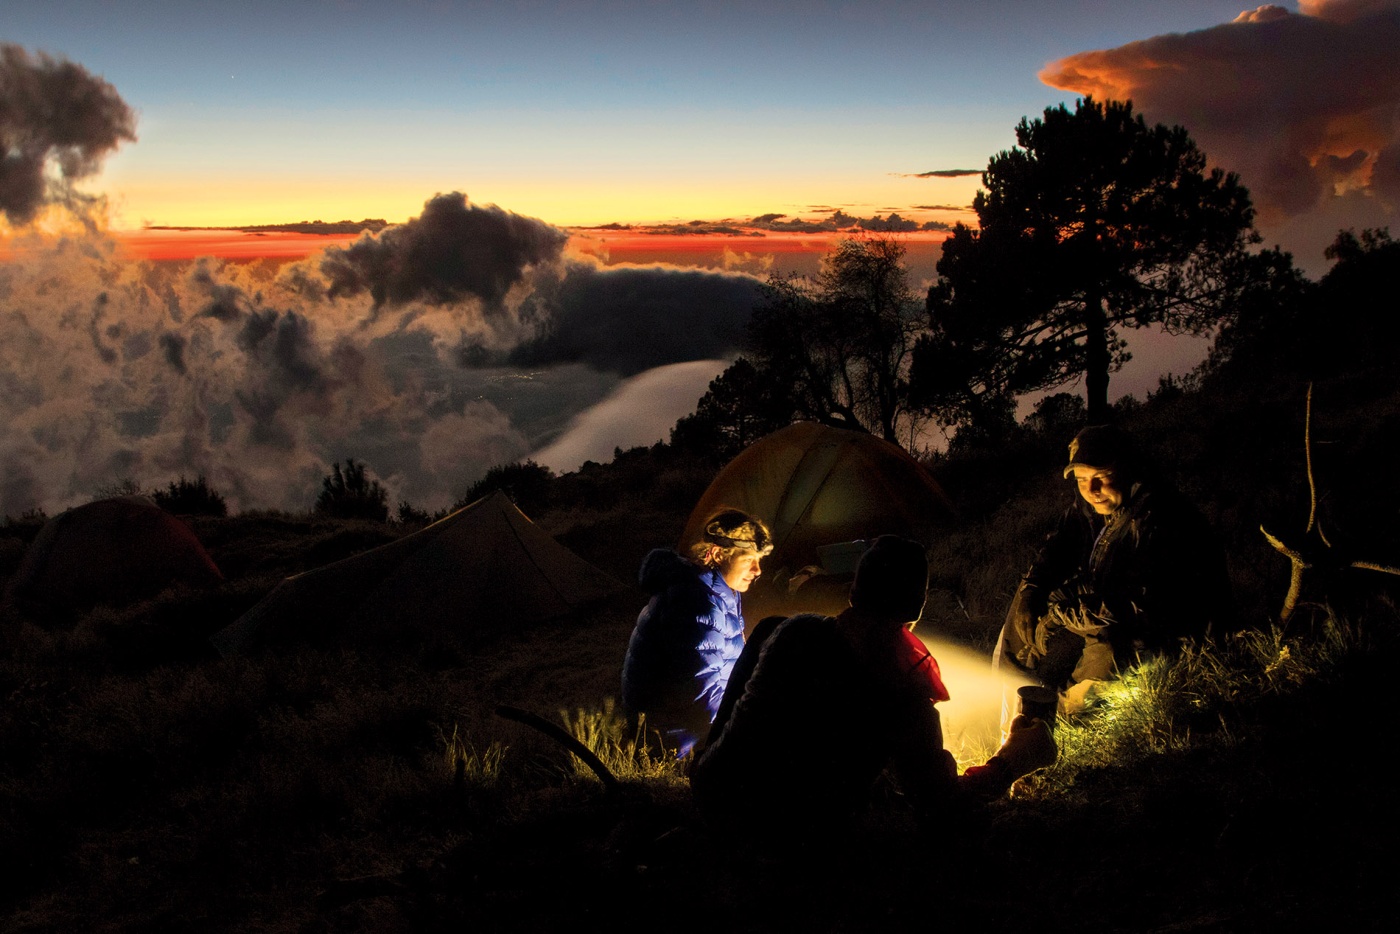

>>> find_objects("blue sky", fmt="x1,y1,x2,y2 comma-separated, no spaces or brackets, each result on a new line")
6,1,1261,227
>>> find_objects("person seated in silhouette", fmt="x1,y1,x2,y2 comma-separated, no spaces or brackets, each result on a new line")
994,425,1235,711
690,536,1056,843
621,509,773,756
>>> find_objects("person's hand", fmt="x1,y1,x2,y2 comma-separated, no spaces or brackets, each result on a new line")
994,714,1057,778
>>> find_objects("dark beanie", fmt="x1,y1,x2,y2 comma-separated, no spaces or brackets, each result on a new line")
850,535,929,623
1063,425,1140,478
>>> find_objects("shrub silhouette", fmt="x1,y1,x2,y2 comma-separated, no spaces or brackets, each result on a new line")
457,460,554,516
152,475,228,517
314,459,389,522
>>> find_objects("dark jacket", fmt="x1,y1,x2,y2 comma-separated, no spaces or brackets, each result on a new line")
690,610,958,837
621,549,745,749
1006,479,1234,657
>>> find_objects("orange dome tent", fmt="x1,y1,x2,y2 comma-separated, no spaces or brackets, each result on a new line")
680,422,955,624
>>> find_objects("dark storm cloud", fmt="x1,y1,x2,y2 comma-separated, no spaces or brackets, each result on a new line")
1041,0,1400,226
319,192,569,312
506,261,763,376
0,44,137,225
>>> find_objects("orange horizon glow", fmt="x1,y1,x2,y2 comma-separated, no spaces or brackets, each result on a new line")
115,229,369,262
572,228,951,279
1,226,951,266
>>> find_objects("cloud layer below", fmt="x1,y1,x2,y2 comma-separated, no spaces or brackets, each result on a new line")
529,360,730,473
0,194,761,517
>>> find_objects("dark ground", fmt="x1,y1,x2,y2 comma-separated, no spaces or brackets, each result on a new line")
4,330,1399,931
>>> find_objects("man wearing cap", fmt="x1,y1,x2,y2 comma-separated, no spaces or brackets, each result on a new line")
622,508,774,757
994,425,1234,709
690,535,1056,843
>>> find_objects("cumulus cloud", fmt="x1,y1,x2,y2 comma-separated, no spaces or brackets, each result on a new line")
0,44,137,225
0,239,545,515
0,45,766,516
1040,0,1400,266
0,195,765,516
320,191,568,314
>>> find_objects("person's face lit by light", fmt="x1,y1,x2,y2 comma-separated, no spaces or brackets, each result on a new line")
1072,464,1126,515
721,551,763,592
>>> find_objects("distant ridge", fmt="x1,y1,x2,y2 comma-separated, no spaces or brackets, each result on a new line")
143,219,390,235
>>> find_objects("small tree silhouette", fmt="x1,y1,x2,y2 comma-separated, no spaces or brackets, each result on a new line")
315,459,389,522
152,475,228,517
747,235,925,445
671,356,793,464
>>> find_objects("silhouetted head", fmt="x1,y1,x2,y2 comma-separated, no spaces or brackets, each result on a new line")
690,508,774,593
849,535,929,623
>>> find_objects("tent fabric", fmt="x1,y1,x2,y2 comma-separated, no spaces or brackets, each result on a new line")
5,495,223,613
212,490,623,653
680,422,955,621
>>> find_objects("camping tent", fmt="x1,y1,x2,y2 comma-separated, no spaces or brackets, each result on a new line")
4,495,224,616
212,490,623,653
680,422,955,622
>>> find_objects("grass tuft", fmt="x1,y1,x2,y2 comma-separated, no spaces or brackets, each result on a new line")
438,722,507,787
1019,608,1370,795
559,699,687,783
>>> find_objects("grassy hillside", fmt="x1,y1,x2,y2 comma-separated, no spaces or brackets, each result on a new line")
3,284,1398,930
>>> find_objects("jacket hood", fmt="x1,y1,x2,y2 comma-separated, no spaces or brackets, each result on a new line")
638,548,701,593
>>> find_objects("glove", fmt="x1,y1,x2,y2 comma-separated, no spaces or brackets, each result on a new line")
1049,573,1095,604
1005,586,1042,652
991,714,1057,779
1062,605,1107,637
1046,596,1108,638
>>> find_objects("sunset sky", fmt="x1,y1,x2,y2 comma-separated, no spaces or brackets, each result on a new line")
3,1,1397,516
7,1,1273,231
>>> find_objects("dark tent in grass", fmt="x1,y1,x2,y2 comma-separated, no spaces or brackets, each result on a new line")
681,422,956,623
212,491,624,653
4,496,223,617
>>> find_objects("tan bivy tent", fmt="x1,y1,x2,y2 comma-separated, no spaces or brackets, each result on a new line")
212,490,623,653
681,422,955,624
5,495,223,615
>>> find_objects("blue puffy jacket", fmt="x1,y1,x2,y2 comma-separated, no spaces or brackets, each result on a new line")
621,549,745,754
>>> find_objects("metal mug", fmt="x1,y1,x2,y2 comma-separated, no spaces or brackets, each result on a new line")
1017,685,1058,729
